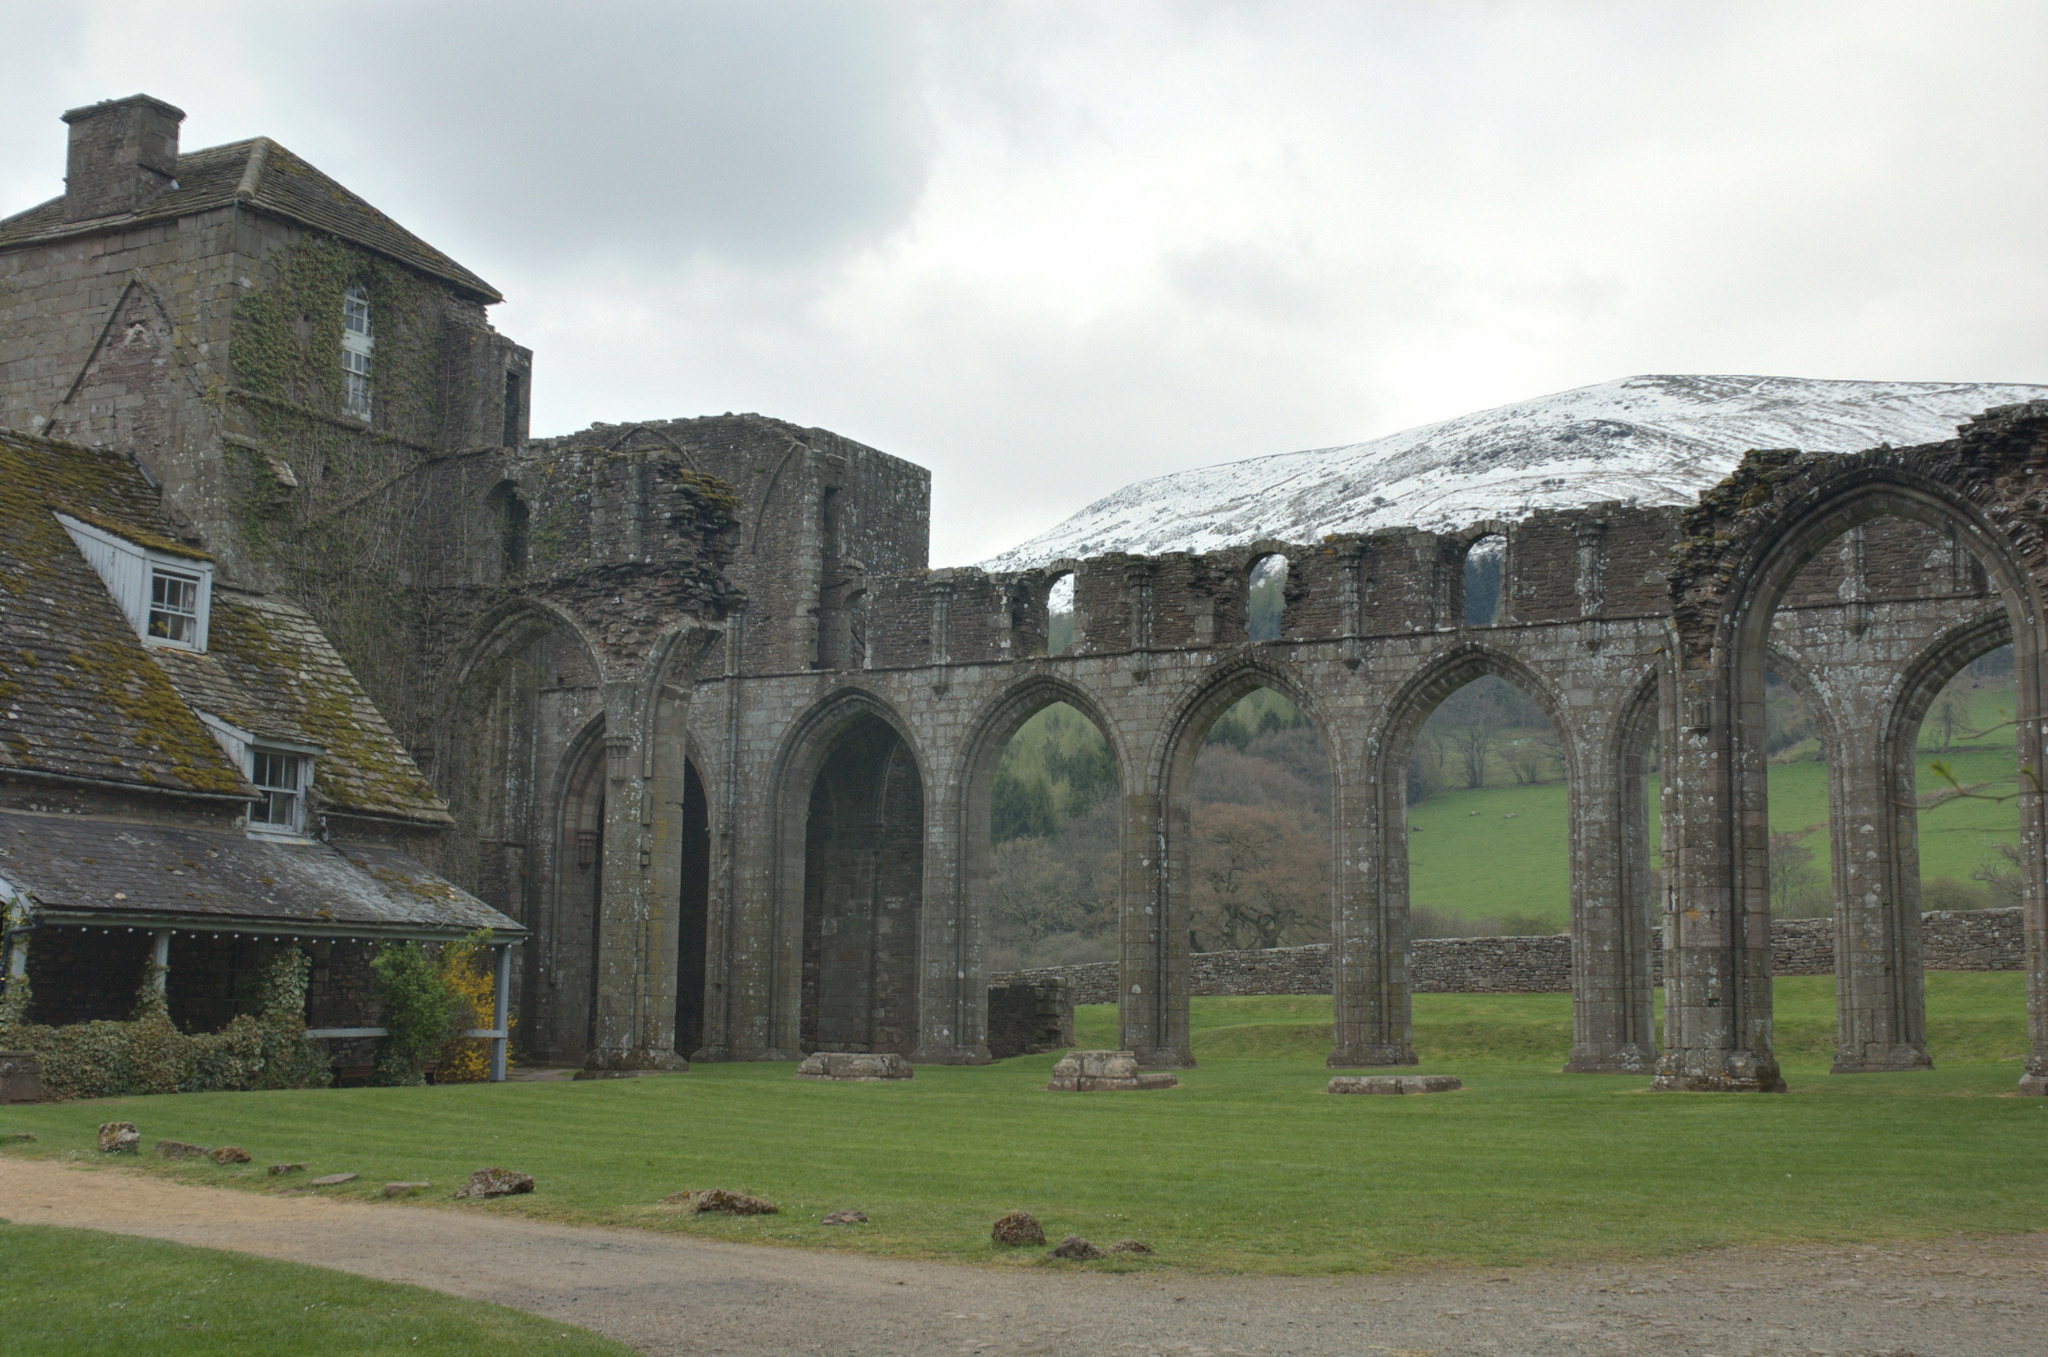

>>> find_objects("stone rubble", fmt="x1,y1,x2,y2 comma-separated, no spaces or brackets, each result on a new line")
1328,1075,1463,1095
97,1122,139,1154
455,1168,535,1200
1046,1050,1178,1092
991,1211,1047,1247
795,1052,914,1082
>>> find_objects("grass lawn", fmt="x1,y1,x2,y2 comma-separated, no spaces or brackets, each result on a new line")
0,1222,630,1356
3,977,2040,1276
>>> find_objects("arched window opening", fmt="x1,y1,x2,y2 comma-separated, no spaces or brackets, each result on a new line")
800,714,923,1055
983,701,1119,973
1463,535,1505,626
1248,555,1288,642
1406,674,1565,941
1187,687,1330,954
488,483,529,581
1045,573,1076,655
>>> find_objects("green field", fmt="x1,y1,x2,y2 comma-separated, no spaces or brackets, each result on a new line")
3,977,2038,1276
0,1222,629,1356
1409,745,2023,932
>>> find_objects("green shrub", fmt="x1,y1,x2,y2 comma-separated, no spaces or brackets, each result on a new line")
0,946,328,1101
369,941,458,1086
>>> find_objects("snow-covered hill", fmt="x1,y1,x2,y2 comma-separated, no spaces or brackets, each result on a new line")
979,375,2048,571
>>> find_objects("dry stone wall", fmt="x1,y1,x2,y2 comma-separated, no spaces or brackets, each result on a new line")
991,909,2026,1004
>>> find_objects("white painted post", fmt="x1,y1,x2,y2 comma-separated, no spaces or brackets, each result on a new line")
5,934,25,983
150,929,171,992
491,944,512,1082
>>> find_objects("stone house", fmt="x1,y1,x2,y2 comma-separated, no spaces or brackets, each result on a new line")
0,425,519,1066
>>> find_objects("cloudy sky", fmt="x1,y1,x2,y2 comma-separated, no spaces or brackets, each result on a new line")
4,1,2043,563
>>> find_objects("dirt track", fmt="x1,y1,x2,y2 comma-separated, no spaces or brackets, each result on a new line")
2,1157,2044,1355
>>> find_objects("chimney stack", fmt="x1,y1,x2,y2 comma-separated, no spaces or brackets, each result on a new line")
61,94,185,221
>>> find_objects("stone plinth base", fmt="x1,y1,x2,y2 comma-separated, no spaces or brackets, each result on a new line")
1046,1050,1178,1091
1831,1043,1933,1073
797,1052,914,1082
1326,1042,1418,1068
1564,1043,1655,1074
1328,1074,1462,1095
1651,1049,1787,1093
0,1052,42,1104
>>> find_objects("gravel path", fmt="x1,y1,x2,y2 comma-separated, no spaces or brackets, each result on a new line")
2,1157,2043,1355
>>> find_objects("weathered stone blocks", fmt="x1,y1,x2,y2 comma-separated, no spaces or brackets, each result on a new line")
796,1052,914,1082
1045,1050,1179,1091
0,1052,41,1104
1328,1074,1462,1095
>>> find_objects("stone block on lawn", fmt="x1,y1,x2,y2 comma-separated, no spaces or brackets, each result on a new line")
384,1181,432,1198
991,1211,1046,1247
5,1132,37,1144
98,1122,140,1154
456,1168,535,1199
821,1209,868,1225
1045,1050,1178,1092
795,1052,913,1082
1327,1074,1463,1095
1049,1234,1106,1260
268,1163,305,1176
0,1052,43,1104
155,1140,209,1160
1110,1239,1153,1255
664,1188,778,1215
208,1146,250,1165
309,1173,359,1187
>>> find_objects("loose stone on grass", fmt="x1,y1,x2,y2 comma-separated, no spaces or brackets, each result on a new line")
665,1188,777,1215
208,1146,250,1165
795,1052,913,1082
384,1181,432,1198
155,1140,208,1160
1110,1239,1153,1255
1045,1051,1178,1092
991,1211,1046,1247
455,1168,535,1200
821,1209,868,1226
1049,1234,1107,1260
1327,1074,1463,1095
309,1173,359,1188
4,1132,36,1144
98,1122,140,1154
268,1163,305,1176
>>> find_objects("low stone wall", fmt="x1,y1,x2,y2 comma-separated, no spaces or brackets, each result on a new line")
989,908,2025,1003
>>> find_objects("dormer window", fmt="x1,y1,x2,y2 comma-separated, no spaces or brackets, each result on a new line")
247,747,310,835
148,566,201,644
57,513,212,652
341,286,373,419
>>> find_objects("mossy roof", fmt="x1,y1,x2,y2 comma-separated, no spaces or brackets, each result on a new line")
0,427,451,825
0,137,500,303
0,429,250,797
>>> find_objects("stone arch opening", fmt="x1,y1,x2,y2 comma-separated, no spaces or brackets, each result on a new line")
1593,667,1665,1071
1670,472,2045,1092
1463,533,1508,627
543,721,608,1064
1153,660,1338,1067
786,705,926,1056
962,680,1126,988
1347,646,1576,1068
677,756,712,1059
1248,553,1288,643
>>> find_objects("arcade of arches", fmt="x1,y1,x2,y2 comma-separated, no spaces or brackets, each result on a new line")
436,403,2048,1095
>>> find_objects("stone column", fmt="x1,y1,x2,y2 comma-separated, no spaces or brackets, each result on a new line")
1565,696,1657,1074
913,776,989,1065
1831,725,1931,1071
1329,773,1416,1067
1119,790,1192,1066
1655,660,1785,1092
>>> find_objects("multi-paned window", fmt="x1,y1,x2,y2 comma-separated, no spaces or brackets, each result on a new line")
341,286,374,418
248,748,307,834
147,567,202,645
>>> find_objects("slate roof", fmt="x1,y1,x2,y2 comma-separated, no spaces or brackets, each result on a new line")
0,138,500,303
0,427,451,825
0,811,520,939
0,430,250,799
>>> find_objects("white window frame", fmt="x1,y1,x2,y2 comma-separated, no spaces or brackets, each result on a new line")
341,285,374,419
195,714,323,840
246,746,312,837
56,513,213,653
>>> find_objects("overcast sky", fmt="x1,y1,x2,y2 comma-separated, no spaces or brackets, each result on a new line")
4,1,2043,564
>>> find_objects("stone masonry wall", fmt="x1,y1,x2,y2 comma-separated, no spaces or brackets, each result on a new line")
991,909,2027,1005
